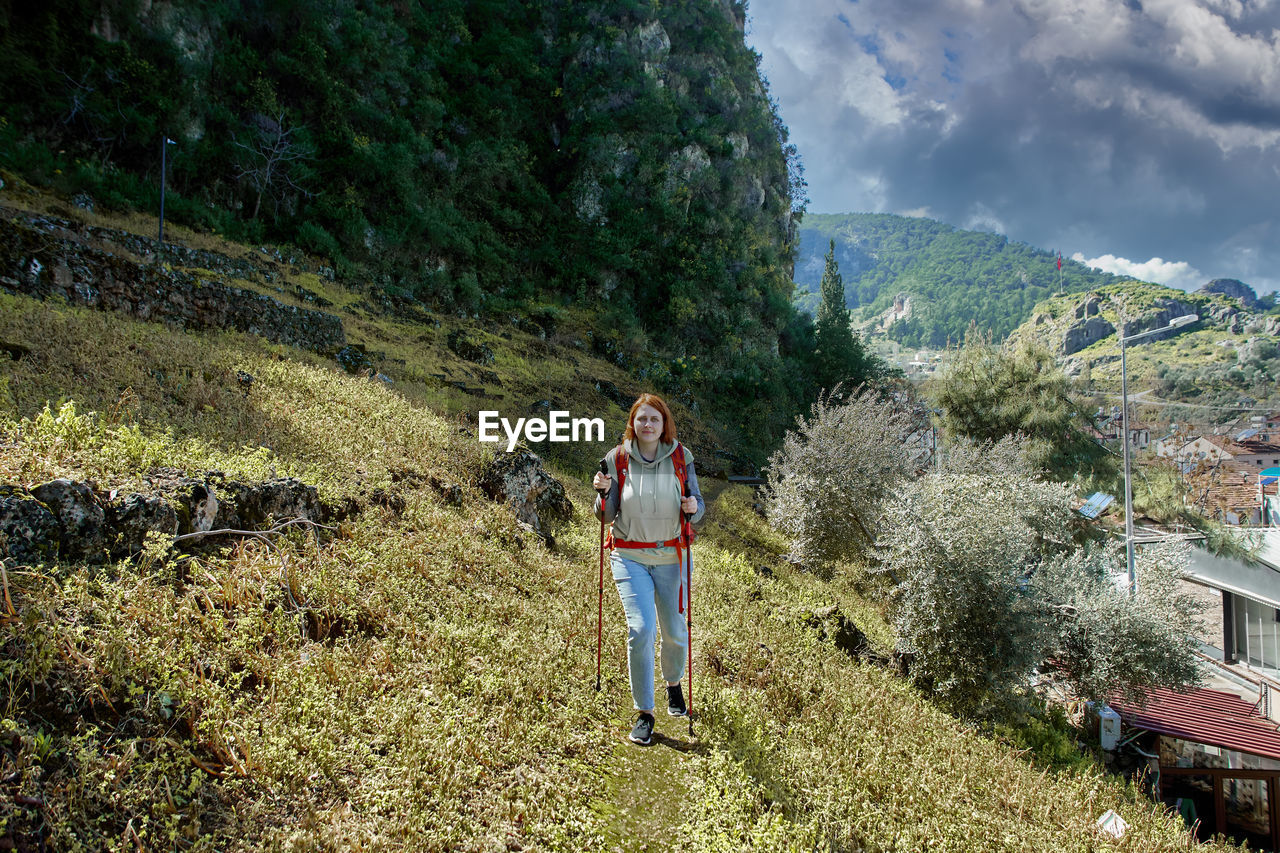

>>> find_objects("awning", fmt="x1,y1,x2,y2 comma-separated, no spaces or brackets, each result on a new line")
1111,686,1280,761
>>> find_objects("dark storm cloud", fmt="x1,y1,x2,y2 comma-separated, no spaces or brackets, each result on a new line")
747,0,1280,293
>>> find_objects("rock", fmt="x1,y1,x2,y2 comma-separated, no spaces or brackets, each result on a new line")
1074,295,1101,320
213,478,321,530
478,451,573,540
106,492,178,558
0,215,345,354
446,329,494,365
1239,338,1279,366
1062,316,1116,355
595,379,633,409
429,476,464,507
335,344,374,374
1199,278,1259,310
31,479,106,562
0,486,61,565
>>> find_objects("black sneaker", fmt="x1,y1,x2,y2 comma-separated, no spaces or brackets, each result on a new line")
666,684,687,717
629,712,655,745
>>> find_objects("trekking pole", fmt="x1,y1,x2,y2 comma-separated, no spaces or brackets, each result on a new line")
684,482,694,738
596,459,609,692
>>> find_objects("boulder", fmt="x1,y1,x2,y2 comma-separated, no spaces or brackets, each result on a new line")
216,478,321,530
478,451,573,540
0,486,60,565
106,492,179,558
31,478,106,562
446,329,495,365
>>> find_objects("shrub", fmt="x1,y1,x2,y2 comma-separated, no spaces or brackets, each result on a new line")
763,387,920,572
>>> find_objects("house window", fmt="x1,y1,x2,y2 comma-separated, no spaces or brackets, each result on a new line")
1235,596,1280,669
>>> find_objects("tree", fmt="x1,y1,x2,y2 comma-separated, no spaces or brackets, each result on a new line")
930,330,1115,484
1033,541,1203,706
879,440,1076,717
764,386,923,572
812,240,873,396
232,112,313,221
879,436,1203,719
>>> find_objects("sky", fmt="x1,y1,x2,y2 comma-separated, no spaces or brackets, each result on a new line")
745,0,1280,295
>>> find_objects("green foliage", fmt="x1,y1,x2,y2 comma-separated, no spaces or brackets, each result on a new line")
795,213,1120,347
0,0,818,458
1033,542,1204,706
879,445,1076,718
0,280,1231,850
930,332,1116,484
811,240,877,397
763,388,922,572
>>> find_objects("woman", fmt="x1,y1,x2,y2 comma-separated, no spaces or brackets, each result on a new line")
593,393,705,745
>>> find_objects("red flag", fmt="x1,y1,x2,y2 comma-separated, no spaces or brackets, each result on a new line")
1057,253,1062,271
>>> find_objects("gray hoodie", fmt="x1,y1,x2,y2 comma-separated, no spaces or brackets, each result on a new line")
594,439,705,565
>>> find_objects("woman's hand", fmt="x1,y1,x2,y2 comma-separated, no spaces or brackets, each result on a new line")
681,496,698,515
593,472,611,492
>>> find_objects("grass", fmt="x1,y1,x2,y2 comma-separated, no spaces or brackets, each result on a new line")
0,194,1240,850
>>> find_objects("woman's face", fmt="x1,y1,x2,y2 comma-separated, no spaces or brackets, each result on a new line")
633,404,663,443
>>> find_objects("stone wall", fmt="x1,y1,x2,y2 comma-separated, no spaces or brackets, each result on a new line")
0,212,344,354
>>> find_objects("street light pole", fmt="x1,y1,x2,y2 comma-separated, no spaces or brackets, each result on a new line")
158,137,176,255
1120,328,1135,594
1119,313,1198,595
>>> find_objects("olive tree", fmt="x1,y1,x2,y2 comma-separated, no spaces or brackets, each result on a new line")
763,387,923,571
1033,541,1204,706
879,446,1076,717
881,437,1204,718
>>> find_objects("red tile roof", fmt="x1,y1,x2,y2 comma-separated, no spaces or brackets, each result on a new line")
1111,686,1280,761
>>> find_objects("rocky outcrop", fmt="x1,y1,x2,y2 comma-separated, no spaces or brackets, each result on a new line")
0,487,61,566
0,213,344,354
1119,298,1201,342
1200,278,1259,310
30,479,107,562
478,451,572,542
1062,316,1116,355
0,473,323,565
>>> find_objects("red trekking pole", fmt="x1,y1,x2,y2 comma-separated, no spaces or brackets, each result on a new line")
683,482,694,737
595,459,609,692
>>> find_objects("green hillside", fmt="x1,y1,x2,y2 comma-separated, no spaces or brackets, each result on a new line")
0,200,1230,850
795,213,1121,348
0,0,813,449
1008,281,1280,414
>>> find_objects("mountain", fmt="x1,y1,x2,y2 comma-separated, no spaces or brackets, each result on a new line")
0,0,809,445
794,213,1121,348
1007,279,1280,411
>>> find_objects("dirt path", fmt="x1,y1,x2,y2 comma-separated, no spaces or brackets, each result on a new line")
591,479,728,850
593,710,704,852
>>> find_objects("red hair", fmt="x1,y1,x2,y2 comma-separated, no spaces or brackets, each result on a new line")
624,393,677,444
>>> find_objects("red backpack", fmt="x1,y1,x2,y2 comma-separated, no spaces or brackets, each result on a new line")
606,442,696,611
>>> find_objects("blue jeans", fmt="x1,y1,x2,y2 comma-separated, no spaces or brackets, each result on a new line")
611,552,688,713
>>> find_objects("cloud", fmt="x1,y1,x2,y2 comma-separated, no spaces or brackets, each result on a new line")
747,0,1280,292
1072,253,1205,291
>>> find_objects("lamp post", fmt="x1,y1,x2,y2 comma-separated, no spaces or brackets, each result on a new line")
1119,313,1198,594
158,137,177,254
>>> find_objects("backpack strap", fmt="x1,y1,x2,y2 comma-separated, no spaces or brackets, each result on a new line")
672,442,687,496
614,444,628,499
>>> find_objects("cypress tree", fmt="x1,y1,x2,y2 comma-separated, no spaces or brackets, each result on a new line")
813,240,870,395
